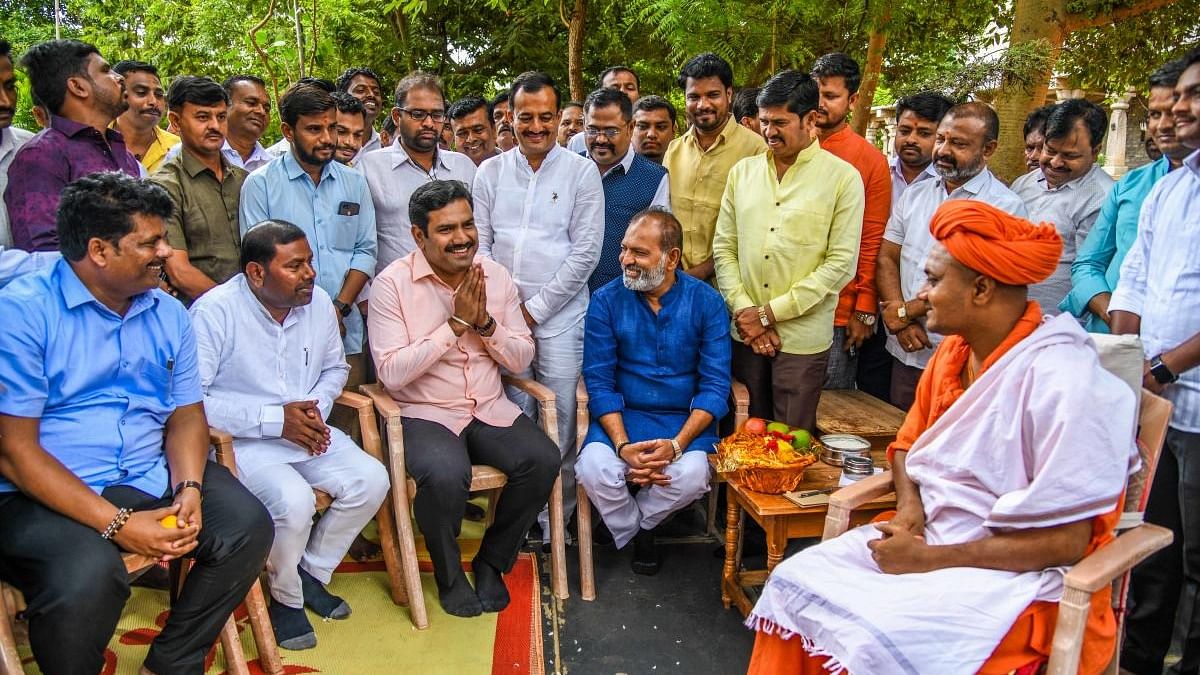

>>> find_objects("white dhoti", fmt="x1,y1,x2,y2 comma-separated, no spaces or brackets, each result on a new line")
575,443,711,548
747,314,1140,674
237,430,390,608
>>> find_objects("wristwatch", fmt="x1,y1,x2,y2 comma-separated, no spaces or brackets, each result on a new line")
1149,355,1179,385
897,303,908,323
854,312,877,327
333,299,352,317
757,306,771,327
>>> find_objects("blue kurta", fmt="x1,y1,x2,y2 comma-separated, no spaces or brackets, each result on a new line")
582,272,731,453
1061,156,1171,332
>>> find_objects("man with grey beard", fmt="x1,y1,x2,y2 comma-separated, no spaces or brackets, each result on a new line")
574,207,731,575
874,102,1028,409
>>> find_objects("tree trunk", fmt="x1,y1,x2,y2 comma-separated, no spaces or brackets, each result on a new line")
991,0,1184,182
567,0,587,102
388,9,417,73
851,14,889,136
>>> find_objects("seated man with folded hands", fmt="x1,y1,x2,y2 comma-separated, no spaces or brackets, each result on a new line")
368,179,560,617
575,207,731,575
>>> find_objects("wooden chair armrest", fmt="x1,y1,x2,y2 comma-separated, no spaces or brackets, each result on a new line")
576,378,590,450
828,471,895,511
335,390,373,411
576,378,589,407
360,383,402,420
208,427,236,472
1062,523,1173,594
503,375,555,403
731,379,751,429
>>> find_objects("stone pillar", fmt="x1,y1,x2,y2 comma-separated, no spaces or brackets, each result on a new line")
1104,90,1134,179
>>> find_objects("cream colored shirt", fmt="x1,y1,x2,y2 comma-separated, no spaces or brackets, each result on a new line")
713,142,864,355
663,116,765,270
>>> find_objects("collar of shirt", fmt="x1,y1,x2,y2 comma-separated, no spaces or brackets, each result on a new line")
682,114,740,153
513,142,565,174
221,138,271,165
1034,163,1104,193
1185,147,1200,179
235,273,303,330
768,139,823,181
889,153,938,184
387,141,450,174
180,144,234,179
585,144,637,178
0,127,29,159
282,148,336,184
58,257,157,320
934,166,995,198
52,113,124,144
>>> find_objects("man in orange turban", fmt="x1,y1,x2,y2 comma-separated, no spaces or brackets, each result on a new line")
745,198,1140,675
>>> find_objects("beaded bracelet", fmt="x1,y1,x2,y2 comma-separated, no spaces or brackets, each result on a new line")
101,508,133,540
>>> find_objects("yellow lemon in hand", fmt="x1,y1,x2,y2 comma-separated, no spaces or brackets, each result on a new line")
160,515,178,529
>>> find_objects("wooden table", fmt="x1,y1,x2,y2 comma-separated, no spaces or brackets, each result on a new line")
718,459,896,617
816,389,907,464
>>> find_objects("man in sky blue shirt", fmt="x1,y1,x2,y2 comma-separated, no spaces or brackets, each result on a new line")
576,207,730,575
240,82,377,373
1062,58,1191,332
0,172,272,674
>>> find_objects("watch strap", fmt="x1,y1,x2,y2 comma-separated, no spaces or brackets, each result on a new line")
333,300,352,317
174,480,203,497
1150,355,1178,384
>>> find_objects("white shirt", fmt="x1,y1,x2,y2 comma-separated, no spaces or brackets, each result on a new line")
888,154,937,213
190,275,352,474
358,143,477,272
473,144,605,338
1011,164,1114,317
882,168,1028,368
589,144,672,208
163,139,273,173
0,246,59,288
353,129,382,163
1110,149,1200,432
0,127,35,247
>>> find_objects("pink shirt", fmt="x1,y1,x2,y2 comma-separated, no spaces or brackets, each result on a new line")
368,251,534,433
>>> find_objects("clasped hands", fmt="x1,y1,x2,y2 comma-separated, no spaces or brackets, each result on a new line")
620,438,677,486
112,489,203,562
734,306,780,358
452,263,491,335
283,400,331,455
880,299,933,353
867,505,937,574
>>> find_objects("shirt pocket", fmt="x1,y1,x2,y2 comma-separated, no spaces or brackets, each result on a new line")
332,214,360,252
137,357,175,406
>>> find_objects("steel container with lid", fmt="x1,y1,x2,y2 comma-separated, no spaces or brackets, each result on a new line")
819,433,871,467
841,454,875,482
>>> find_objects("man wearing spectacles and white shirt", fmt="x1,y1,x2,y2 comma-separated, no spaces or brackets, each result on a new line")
473,71,605,531
580,87,670,292
359,72,476,275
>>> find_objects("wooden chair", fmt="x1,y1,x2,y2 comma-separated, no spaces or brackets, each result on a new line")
360,376,568,630
574,378,750,601
821,388,1175,675
0,428,287,675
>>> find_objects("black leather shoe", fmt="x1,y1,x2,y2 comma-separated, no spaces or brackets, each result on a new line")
631,528,659,575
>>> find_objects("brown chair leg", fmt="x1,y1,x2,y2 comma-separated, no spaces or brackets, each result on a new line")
219,615,252,675
374,496,408,607
393,479,429,629
548,477,568,600
0,584,22,675
576,482,595,601
243,581,284,675
483,488,502,529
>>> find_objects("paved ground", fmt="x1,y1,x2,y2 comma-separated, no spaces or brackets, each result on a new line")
537,505,758,675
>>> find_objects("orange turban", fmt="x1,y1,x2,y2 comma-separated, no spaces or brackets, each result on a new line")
928,200,1062,286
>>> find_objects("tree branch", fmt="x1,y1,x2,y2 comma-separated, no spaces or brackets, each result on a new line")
1064,0,1184,32
248,0,281,105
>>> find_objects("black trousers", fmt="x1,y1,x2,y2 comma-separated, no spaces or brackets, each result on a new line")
401,415,560,587
1122,427,1200,675
855,320,893,403
0,461,273,675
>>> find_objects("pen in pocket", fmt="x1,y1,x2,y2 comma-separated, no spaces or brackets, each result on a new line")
304,348,309,366
166,358,174,372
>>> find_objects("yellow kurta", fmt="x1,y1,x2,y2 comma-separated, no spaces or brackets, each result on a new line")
663,117,765,270
713,141,864,355
139,126,182,175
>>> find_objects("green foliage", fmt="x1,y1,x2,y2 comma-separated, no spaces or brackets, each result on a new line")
1059,0,1200,93
895,38,1056,100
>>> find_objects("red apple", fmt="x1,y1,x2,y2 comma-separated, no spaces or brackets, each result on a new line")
743,417,768,435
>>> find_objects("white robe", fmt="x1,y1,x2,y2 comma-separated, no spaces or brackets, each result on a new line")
746,314,1140,675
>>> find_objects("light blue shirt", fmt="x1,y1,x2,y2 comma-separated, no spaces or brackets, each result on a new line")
0,259,203,495
240,150,377,355
0,247,59,288
1061,156,1172,333
1111,149,1200,432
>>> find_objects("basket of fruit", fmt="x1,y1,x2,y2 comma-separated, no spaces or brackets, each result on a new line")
714,418,820,494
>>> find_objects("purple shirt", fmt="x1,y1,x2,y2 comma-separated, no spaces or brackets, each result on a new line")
5,115,140,251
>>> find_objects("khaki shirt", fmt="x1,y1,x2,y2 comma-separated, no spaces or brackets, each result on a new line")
663,117,765,270
152,148,247,302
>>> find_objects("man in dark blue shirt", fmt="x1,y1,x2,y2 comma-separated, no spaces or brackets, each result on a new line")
577,207,730,574
0,172,273,674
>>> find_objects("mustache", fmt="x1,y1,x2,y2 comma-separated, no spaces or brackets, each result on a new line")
445,241,474,253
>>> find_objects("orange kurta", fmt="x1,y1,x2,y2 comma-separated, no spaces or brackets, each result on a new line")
749,301,1121,675
820,125,891,327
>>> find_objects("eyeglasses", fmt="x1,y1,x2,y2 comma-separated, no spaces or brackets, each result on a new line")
397,107,447,123
584,127,623,139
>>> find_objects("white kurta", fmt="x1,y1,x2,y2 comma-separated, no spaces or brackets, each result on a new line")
747,314,1139,675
